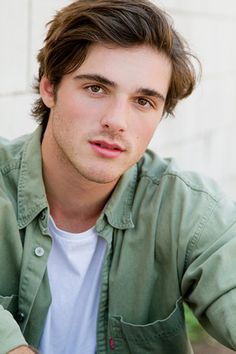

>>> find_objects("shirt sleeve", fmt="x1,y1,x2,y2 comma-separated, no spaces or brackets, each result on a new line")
181,195,236,350
0,305,28,354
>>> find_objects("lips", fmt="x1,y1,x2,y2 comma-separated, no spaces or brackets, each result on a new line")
89,140,125,158
91,140,124,151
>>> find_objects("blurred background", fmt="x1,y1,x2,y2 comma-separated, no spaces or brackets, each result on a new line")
0,0,236,352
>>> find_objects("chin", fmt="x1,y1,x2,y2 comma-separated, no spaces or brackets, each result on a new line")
87,174,120,185
77,168,121,185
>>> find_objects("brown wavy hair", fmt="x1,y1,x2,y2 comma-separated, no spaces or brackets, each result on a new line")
32,0,199,129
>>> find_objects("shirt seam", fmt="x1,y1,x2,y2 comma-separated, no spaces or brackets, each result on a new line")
0,160,21,176
183,197,220,271
140,172,220,202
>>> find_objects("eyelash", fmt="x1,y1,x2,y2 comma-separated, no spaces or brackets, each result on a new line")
136,97,154,108
86,85,105,94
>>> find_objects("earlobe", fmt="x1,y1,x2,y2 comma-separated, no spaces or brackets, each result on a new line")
40,76,55,108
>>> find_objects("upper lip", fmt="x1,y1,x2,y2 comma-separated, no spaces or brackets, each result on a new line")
90,140,125,151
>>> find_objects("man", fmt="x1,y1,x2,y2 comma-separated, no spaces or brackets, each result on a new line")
1,0,236,353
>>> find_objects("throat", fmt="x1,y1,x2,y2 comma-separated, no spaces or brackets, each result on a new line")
50,206,101,233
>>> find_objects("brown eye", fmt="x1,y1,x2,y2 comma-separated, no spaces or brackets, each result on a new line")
137,97,151,107
89,85,102,93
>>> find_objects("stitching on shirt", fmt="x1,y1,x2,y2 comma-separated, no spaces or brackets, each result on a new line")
18,203,46,229
0,160,21,175
113,320,184,341
105,165,138,229
120,166,138,226
140,172,220,202
183,197,219,270
139,173,223,274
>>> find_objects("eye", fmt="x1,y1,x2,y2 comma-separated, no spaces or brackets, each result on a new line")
137,97,152,108
87,85,104,94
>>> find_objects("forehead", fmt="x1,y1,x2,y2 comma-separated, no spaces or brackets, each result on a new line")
72,44,172,96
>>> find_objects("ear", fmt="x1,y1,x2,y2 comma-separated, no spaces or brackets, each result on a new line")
39,76,55,108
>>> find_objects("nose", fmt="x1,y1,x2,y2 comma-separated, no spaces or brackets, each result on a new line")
100,96,129,133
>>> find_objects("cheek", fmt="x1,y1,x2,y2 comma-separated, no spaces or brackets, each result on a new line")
62,97,104,124
135,121,159,143
55,100,84,126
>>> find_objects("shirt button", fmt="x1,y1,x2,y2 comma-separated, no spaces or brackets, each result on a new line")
16,311,25,323
35,247,45,257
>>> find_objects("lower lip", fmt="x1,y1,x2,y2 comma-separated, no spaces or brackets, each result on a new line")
90,143,123,158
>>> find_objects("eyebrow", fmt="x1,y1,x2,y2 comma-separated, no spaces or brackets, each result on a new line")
74,74,116,87
136,88,165,102
74,74,165,102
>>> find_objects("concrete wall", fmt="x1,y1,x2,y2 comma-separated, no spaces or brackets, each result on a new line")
1,1,236,196
154,0,236,197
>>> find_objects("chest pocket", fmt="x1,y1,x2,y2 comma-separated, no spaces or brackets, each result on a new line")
108,298,193,354
0,294,18,315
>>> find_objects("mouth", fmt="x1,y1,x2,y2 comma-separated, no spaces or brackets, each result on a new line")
92,140,124,151
89,140,125,158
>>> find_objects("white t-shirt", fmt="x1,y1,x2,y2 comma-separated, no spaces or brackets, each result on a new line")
39,217,107,354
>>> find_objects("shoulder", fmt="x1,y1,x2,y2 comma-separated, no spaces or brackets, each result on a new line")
137,149,224,203
0,134,30,171
135,149,236,245
0,131,37,209
136,150,236,277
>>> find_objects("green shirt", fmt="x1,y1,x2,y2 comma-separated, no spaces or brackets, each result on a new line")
1,127,236,354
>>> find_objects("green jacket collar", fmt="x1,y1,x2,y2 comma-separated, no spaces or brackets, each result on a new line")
17,126,48,229
102,164,137,230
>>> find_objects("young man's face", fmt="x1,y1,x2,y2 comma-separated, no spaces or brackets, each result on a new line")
41,44,171,185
